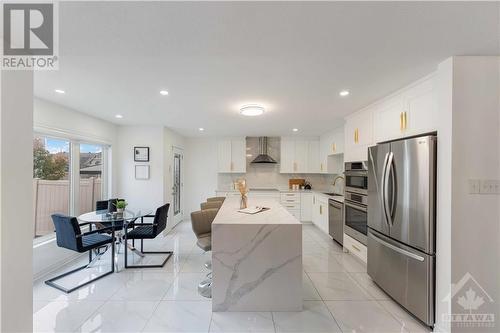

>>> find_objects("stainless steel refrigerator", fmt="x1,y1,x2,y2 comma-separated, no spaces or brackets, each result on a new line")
367,134,436,327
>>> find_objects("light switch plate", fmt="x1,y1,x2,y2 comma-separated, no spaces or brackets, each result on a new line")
480,180,500,195
468,179,481,194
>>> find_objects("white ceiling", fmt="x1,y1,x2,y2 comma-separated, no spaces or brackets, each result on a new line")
34,2,499,137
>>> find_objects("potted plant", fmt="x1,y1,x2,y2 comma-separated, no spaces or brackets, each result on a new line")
114,200,127,214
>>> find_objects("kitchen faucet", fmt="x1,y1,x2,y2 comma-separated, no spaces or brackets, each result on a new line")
332,175,344,187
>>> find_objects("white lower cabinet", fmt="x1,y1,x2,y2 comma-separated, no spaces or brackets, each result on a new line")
343,233,367,263
300,193,313,222
280,192,301,221
312,194,329,234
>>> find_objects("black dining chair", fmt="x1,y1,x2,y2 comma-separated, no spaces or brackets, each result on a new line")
124,203,173,268
45,214,115,293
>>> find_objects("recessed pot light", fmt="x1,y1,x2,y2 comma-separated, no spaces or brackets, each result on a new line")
292,128,299,132
198,127,204,131
240,104,265,116
115,114,123,119
339,90,350,97
160,90,169,96
55,89,65,94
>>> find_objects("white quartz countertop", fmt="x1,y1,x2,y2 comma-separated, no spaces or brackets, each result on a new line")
213,197,301,225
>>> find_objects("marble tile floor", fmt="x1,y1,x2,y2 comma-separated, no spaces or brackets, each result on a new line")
33,221,431,333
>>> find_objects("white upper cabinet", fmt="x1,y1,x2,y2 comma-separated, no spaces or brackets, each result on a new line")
280,137,321,173
344,109,374,162
307,140,320,173
217,137,246,173
319,127,344,173
373,75,437,143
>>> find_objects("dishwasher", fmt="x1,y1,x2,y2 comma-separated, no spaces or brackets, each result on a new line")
328,199,344,245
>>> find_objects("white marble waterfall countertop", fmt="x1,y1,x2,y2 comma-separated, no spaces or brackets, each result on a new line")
212,197,303,312
212,197,301,225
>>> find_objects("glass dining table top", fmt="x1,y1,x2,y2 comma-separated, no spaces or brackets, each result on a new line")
78,208,153,224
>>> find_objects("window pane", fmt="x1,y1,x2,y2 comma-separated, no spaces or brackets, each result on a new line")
33,136,70,238
79,143,103,213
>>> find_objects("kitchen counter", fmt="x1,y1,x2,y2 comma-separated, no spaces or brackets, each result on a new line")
212,197,302,312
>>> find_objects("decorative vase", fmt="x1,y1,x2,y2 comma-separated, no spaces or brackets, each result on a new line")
240,194,248,209
117,208,124,214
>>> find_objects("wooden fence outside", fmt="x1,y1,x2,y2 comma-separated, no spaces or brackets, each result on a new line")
33,178,102,237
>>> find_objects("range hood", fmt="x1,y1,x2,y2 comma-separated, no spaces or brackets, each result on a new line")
251,137,277,164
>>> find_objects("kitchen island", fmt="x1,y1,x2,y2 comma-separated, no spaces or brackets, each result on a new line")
212,197,302,312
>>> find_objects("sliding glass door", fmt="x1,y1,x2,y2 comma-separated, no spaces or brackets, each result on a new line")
33,135,110,240
33,136,71,238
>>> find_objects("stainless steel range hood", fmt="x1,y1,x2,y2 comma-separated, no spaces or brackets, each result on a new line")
251,137,277,164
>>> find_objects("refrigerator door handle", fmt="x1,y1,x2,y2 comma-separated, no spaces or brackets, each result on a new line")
370,231,425,262
388,155,396,221
383,152,394,227
381,152,390,228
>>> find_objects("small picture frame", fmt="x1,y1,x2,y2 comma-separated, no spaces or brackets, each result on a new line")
134,146,150,162
135,165,150,180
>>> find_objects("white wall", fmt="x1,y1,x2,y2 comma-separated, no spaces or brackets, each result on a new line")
116,126,165,211
184,137,219,214
1,71,34,332
435,56,500,332
116,126,186,230
32,98,119,280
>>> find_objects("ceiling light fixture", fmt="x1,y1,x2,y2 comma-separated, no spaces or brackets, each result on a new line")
160,90,169,96
292,128,299,132
240,104,265,117
55,89,65,94
339,90,350,97
198,127,204,131
115,114,123,119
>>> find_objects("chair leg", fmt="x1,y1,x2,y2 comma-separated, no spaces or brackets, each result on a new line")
45,245,114,294
124,238,173,269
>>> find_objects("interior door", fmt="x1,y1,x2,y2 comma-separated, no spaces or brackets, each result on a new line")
389,136,436,253
172,148,184,225
367,143,390,236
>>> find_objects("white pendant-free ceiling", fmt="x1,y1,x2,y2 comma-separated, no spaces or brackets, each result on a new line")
34,2,499,137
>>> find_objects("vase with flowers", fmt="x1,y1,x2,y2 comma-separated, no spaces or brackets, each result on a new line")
236,179,249,209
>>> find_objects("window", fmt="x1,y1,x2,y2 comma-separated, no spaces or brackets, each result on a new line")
33,136,71,238
33,135,111,240
79,143,104,213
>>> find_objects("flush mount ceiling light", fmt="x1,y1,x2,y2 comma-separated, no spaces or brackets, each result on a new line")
292,128,299,132
160,90,169,96
240,104,265,117
339,90,350,97
55,89,65,94
115,114,123,119
198,127,204,131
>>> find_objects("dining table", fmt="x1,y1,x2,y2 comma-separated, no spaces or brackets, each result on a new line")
77,208,153,271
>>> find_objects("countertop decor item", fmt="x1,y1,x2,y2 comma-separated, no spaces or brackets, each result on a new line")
134,146,150,162
236,178,249,209
288,178,305,190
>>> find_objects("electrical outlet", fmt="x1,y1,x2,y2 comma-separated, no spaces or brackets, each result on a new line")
468,179,481,194
480,180,500,195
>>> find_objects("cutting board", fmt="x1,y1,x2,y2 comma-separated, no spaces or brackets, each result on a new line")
288,178,305,189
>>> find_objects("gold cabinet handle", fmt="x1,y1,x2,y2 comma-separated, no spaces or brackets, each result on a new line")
354,129,357,143
320,205,322,215
320,163,323,171
332,143,336,152
400,112,403,131
404,111,407,130
351,244,361,252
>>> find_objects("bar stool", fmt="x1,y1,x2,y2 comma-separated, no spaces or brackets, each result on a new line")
190,208,218,298
200,201,223,210
207,197,226,203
